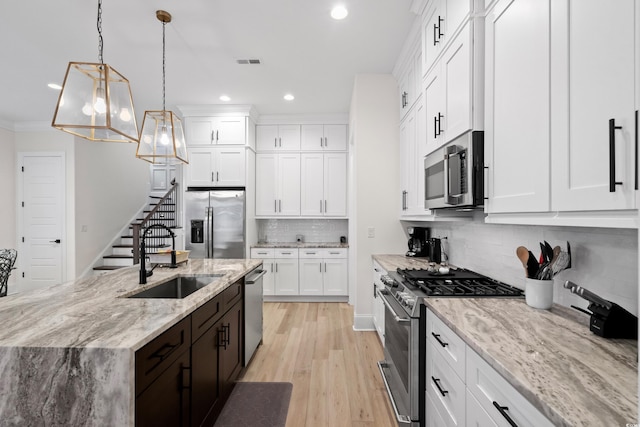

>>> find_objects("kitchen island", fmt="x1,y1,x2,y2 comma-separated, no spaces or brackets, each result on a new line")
0,258,260,426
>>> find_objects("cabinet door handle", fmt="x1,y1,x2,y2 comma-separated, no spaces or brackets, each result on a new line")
492,401,519,427
635,110,638,190
212,172,215,182
320,137,324,147
320,200,323,213
279,137,282,147
274,200,277,213
431,376,448,397
217,326,227,349
609,118,623,192
216,171,219,182
324,200,327,213
275,263,278,273
437,16,444,40
320,263,322,273
210,130,214,143
433,115,439,138
181,366,191,390
279,200,282,212
324,137,328,147
274,137,277,148
431,332,449,347
216,130,219,142
433,22,439,45
151,342,179,361
224,324,231,346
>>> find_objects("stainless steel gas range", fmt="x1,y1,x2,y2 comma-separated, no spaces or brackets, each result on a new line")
377,265,523,426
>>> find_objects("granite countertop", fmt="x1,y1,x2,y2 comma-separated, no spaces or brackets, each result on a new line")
0,258,261,350
252,242,349,249
425,298,637,426
373,254,435,270
0,258,261,426
373,253,637,426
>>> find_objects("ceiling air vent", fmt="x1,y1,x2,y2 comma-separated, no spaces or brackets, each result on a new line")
236,59,261,65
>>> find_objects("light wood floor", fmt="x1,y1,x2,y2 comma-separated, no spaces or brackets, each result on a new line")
238,302,397,427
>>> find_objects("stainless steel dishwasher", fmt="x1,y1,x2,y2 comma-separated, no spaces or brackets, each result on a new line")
244,266,265,365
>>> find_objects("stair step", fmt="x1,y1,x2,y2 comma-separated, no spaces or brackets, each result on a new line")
93,265,124,271
150,203,176,206
113,244,170,249
103,255,134,267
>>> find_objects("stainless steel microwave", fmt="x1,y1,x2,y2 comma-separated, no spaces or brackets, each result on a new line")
424,131,484,210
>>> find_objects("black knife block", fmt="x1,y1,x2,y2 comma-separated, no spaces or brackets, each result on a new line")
588,302,638,339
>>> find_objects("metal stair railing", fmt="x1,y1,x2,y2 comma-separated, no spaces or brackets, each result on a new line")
132,180,179,265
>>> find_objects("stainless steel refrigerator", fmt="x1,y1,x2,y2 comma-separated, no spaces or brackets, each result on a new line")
185,189,245,259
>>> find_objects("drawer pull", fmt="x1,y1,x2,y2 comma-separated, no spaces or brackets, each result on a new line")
151,342,179,361
431,332,449,347
181,366,191,390
492,401,518,427
431,376,448,397
217,325,227,350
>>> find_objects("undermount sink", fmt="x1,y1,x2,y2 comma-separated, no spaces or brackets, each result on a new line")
127,274,224,299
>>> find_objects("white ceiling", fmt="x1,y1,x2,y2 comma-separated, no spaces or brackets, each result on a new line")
0,0,415,126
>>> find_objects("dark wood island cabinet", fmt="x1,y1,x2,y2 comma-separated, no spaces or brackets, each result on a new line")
135,278,245,427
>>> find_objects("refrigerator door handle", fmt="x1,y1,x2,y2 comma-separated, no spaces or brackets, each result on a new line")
210,206,215,257
205,207,213,258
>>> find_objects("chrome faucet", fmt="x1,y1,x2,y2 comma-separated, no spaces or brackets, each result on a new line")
140,224,177,285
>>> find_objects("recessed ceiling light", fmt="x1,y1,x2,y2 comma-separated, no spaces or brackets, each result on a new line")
331,5,348,20
48,83,62,90
284,94,295,101
219,95,231,102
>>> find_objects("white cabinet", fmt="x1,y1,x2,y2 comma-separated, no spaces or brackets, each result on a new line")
255,153,301,216
484,0,551,213
249,248,276,296
256,125,301,151
299,249,348,296
422,0,472,75
424,308,554,427
253,248,348,297
398,41,423,118
185,116,246,145
250,248,298,296
300,152,347,217
466,349,554,427
301,124,347,151
550,0,638,212
372,261,386,345
185,147,245,187
400,98,428,216
424,20,480,155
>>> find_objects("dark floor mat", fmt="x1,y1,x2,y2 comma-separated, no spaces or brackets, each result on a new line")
214,382,293,427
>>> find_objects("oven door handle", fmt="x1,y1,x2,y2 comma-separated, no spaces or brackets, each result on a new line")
377,290,410,323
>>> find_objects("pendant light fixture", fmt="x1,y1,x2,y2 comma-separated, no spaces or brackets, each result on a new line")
136,10,188,165
51,0,139,143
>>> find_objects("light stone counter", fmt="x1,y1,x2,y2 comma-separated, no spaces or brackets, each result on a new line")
252,242,349,249
373,254,434,271
425,298,637,427
0,258,261,426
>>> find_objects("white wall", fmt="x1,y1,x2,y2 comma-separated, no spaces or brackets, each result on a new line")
423,221,638,315
0,127,16,292
74,140,149,276
349,74,408,329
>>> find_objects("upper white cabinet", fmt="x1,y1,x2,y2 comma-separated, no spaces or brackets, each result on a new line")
485,0,639,224
301,124,348,151
255,153,301,216
398,40,423,119
185,147,245,187
422,0,472,75
400,99,428,216
424,18,483,156
484,0,551,214
185,116,246,145
550,0,638,212
256,125,301,151
300,152,347,217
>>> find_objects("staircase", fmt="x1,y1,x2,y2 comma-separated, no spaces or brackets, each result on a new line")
93,184,180,273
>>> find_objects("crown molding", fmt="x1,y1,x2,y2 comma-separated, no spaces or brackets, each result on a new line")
176,104,260,122
256,113,349,125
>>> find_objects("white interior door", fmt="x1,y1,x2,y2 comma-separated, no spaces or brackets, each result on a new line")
18,153,65,293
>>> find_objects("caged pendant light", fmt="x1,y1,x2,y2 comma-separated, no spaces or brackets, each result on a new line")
51,0,139,143
136,10,188,165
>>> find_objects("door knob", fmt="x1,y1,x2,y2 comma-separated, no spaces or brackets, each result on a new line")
50,239,61,244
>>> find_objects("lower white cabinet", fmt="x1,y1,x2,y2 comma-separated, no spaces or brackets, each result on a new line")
372,261,386,345
425,308,553,427
466,349,553,427
249,248,298,296
252,247,348,297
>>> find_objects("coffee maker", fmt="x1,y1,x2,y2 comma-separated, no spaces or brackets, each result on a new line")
406,227,429,257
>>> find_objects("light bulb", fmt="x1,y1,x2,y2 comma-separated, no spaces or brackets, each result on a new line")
119,108,131,122
94,87,106,114
82,102,92,116
160,125,170,145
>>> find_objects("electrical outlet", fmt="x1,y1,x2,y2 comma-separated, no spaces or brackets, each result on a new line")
367,227,375,238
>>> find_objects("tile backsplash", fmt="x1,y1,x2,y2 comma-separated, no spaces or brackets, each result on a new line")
257,219,348,244
424,222,638,315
